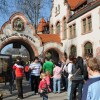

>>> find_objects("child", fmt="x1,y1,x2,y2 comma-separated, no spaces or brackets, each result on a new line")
53,63,62,94
45,71,51,92
39,73,48,100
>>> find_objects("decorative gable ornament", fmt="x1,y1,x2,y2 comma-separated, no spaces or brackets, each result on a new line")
13,18,24,31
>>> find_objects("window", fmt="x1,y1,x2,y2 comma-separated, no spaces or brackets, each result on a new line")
55,7,57,14
84,42,93,56
55,5,60,16
64,18,67,38
87,16,92,31
83,19,86,33
82,15,92,34
69,26,72,37
70,45,77,57
51,25,54,34
69,23,76,39
56,22,60,34
73,24,76,37
64,0,67,4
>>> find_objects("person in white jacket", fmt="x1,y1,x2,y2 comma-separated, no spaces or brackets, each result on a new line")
67,55,75,100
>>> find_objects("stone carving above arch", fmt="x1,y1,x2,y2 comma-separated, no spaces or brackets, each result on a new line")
13,17,24,31
0,12,42,47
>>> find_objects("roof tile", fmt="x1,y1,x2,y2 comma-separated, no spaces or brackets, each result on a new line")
38,34,61,43
67,0,86,10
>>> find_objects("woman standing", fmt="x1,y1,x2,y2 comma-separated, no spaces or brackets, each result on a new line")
13,57,24,99
53,62,62,94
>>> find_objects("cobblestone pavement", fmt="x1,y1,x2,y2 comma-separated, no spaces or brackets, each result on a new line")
0,80,67,100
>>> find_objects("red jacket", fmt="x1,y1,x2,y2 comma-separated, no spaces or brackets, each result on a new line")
39,79,47,91
13,64,24,78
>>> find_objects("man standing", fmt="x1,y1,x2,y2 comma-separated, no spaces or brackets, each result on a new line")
29,57,42,94
13,57,24,99
43,57,54,76
82,57,100,100
43,57,54,91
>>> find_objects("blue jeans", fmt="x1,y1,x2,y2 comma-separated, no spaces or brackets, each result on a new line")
67,79,72,100
53,78,61,93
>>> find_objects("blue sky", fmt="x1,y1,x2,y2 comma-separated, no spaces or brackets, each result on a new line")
0,0,52,27
0,0,52,53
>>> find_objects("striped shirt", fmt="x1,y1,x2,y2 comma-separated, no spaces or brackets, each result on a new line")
29,62,42,76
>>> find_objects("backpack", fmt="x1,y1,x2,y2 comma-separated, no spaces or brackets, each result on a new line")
63,63,70,77
71,63,85,81
25,65,29,72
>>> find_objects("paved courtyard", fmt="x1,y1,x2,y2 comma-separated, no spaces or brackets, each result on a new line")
0,80,67,100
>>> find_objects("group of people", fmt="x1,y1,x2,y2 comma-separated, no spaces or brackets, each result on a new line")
12,54,100,100
64,54,100,100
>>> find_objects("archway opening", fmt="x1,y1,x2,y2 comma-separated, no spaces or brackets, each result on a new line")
45,49,59,63
0,40,35,62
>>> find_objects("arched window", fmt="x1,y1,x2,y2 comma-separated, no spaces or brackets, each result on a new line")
70,45,77,57
56,22,60,34
84,42,93,56
51,25,53,34
63,18,66,38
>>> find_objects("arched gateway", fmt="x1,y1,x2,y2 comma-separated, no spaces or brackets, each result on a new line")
0,12,64,61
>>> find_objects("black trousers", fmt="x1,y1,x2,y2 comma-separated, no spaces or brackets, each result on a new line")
70,80,83,100
30,75,40,93
16,77,23,99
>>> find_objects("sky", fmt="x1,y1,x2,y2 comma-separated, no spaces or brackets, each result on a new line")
0,0,52,53
0,0,52,27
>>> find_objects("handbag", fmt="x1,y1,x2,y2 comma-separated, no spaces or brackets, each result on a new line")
70,68,84,81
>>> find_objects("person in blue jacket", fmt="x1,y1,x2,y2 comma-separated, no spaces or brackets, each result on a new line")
82,57,100,100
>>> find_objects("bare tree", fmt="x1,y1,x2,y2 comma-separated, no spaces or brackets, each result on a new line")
15,0,52,32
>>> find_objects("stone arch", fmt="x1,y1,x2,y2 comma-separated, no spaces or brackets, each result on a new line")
0,36,39,60
43,45,64,62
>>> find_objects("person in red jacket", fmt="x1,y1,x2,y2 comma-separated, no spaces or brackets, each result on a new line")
39,73,48,100
13,57,24,99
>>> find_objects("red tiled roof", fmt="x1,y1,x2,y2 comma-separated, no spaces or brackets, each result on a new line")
38,34,61,43
37,17,46,32
67,0,86,10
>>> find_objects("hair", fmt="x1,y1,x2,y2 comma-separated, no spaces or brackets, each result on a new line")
16,56,22,65
75,56,84,73
69,55,75,61
44,57,49,61
88,57,100,71
33,57,39,61
45,71,51,76
40,73,46,79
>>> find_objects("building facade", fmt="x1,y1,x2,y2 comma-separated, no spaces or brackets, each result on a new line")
0,13,64,61
50,0,100,58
